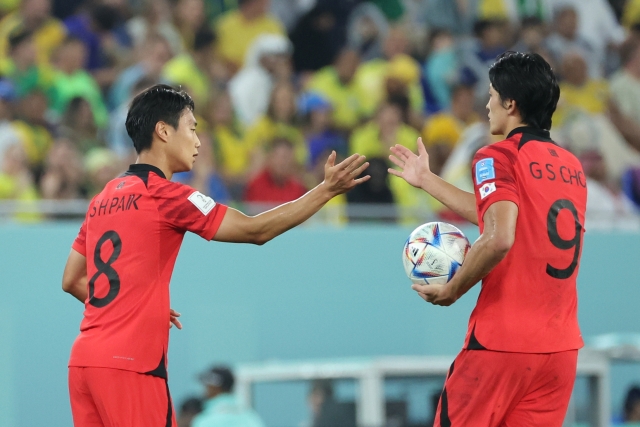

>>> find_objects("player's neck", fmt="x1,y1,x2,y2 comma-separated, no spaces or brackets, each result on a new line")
502,119,528,138
136,151,173,181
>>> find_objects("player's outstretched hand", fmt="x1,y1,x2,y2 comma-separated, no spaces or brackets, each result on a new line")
169,308,182,329
323,151,370,196
388,138,431,189
411,283,457,307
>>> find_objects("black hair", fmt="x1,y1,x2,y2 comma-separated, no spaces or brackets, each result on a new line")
125,84,194,153
8,28,33,51
193,26,216,51
90,4,121,32
625,386,640,420
179,397,203,416
488,51,559,130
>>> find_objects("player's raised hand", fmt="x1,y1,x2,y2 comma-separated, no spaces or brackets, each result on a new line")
169,308,182,329
323,151,370,195
411,283,457,306
388,138,431,189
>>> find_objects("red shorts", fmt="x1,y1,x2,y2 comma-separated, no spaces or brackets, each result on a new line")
68,367,177,427
434,349,578,427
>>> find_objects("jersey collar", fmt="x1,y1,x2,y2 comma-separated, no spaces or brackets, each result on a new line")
507,126,552,140
126,164,167,180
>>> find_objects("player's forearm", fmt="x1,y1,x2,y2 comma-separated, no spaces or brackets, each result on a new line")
63,279,87,303
445,234,511,301
250,183,333,244
421,173,478,225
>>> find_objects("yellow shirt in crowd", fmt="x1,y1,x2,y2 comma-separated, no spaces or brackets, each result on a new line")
162,54,210,108
307,67,363,130
215,10,284,69
0,12,66,67
213,125,251,177
243,115,307,165
555,80,609,127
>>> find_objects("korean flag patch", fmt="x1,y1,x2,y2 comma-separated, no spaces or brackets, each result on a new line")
475,158,495,184
479,182,496,199
188,191,216,215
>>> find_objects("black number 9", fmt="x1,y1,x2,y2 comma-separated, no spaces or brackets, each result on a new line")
88,230,122,308
546,199,583,279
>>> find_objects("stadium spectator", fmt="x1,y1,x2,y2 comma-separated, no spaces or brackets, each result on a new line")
49,37,109,128
0,142,40,221
209,90,252,198
228,33,292,127
347,3,389,62
422,83,478,176
0,79,22,165
192,366,265,427
3,29,54,98
39,137,86,200
12,89,53,171
243,137,307,209
545,6,601,78
244,81,307,167
172,0,207,52
126,0,184,55
345,157,395,213
84,146,121,197
354,27,425,120
58,97,104,154
510,16,551,59
162,26,218,109
423,29,459,112
307,48,362,131
475,0,553,24
609,36,640,153
308,379,356,427
623,386,640,423
177,397,204,427
108,34,172,109
215,0,285,73
0,0,66,66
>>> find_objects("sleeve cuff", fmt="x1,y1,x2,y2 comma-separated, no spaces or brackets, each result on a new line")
72,240,86,257
203,204,229,241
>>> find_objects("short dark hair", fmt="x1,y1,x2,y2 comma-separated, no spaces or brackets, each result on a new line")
125,84,194,153
193,26,216,51
625,386,640,420
489,51,559,130
8,28,32,51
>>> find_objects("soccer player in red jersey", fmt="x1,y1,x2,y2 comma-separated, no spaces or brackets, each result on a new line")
61,84,370,427
389,52,587,426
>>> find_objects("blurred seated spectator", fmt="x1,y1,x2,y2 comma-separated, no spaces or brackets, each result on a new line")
290,3,350,73
177,396,203,427
228,33,292,127
108,77,156,161
12,89,53,171
422,83,478,176
510,16,552,59
349,101,426,222
172,0,207,52
126,0,183,55
545,6,600,78
0,0,66,67
346,157,395,218
0,79,22,165
307,49,362,131
554,52,608,127
215,0,285,73
475,0,552,24
39,137,86,200
621,386,640,424
0,143,40,221
354,27,425,121
162,27,217,110
243,137,307,209
347,3,389,62
299,92,347,172
192,366,265,427
459,19,509,103
209,90,252,199
244,81,307,168
58,97,104,154
2,29,54,98
307,379,356,427
49,37,109,128
84,147,122,196
423,29,459,112
174,132,231,204
109,34,172,109
609,36,640,154
63,2,131,86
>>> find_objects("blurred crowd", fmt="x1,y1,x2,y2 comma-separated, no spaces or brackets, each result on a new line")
1,0,640,223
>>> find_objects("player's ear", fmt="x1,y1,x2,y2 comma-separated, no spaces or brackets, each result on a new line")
505,99,518,116
155,121,170,143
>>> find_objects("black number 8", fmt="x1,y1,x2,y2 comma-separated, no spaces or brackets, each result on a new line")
88,230,122,308
546,199,583,279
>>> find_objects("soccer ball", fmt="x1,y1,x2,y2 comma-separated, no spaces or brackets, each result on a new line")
402,222,471,285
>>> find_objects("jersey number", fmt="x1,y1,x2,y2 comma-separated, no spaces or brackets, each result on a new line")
546,199,583,279
88,230,122,308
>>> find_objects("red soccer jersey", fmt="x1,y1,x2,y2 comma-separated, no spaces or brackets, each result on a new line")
464,127,586,353
69,164,228,376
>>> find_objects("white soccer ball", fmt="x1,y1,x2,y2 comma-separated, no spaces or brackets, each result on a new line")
402,222,471,285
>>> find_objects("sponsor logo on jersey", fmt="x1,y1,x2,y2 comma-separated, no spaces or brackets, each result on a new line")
479,182,496,199
475,158,495,184
188,191,216,215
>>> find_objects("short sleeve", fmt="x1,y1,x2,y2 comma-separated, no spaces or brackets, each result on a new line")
154,181,228,240
472,145,520,223
72,220,87,256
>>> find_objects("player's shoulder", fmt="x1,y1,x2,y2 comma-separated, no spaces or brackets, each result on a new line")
473,139,518,165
